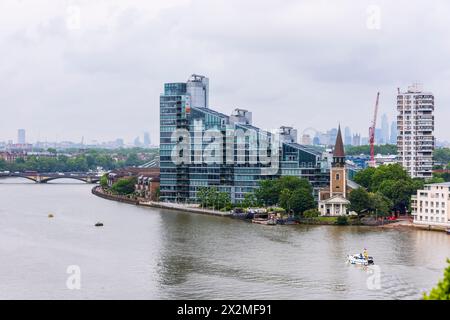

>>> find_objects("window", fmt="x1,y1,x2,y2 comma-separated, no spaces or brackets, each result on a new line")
336,173,340,180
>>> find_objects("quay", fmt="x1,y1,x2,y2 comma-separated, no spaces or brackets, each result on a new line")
92,186,231,217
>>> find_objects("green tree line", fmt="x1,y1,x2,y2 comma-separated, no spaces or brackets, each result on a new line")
351,164,424,214
0,149,155,173
254,176,316,215
423,259,450,300
195,176,316,215
345,144,397,156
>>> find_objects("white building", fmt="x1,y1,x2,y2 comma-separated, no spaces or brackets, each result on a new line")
374,154,397,166
411,182,450,229
397,84,434,178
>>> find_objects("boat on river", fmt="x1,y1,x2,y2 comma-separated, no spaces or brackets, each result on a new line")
347,253,374,266
252,218,276,226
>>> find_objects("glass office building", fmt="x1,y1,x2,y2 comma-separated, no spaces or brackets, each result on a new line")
159,75,330,203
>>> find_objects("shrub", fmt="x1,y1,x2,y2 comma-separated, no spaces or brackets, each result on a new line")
111,176,137,195
100,174,108,189
336,216,348,225
303,209,320,218
423,259,450,300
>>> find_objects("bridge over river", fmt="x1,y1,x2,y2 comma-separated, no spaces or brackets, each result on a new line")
0,172,101,183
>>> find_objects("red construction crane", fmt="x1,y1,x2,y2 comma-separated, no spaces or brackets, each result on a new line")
369,92,380,167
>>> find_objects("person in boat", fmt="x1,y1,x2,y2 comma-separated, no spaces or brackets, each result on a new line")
363,248,369,260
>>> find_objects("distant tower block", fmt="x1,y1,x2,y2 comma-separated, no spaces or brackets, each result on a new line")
18,129,26,144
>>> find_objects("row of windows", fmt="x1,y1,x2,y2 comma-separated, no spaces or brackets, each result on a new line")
160,126,176,133
417,208,446,214
415,216,447,223
160,115,177,120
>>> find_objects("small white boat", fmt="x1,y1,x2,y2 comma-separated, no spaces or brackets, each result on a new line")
347,254,374,266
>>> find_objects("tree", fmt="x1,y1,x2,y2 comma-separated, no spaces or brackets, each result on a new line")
369,192,392,217
289,188,315,215
423,259,450,300
434,171,450,182
197,187,208,208
255,176,313,207
111,176,137,195
275,175,311,192
125,153,140,167
100,174,108,189
303,209,320,218
345,144,397,156
254,179,279,206
433,148,450,164
242,192,258,208
353,167,376,189
279,189,292,212
370,164,409,192
353,164,423,215
377,179,415,214
0,159,6,170
217,192,231,210
336,216,348,225
205,187,219,208
154,187,160,201
348,188,371,216
428,176,445,184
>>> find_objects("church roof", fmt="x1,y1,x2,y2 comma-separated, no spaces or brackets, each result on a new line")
320,195,350,205
347,179,362,190
333,125,345,157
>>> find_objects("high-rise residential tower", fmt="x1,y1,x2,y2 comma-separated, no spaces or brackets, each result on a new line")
397,84,434,178
17,129,26,144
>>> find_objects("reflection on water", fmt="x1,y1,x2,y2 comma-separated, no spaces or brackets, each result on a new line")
0,179,449,299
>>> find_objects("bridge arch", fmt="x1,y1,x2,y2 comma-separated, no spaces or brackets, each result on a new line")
42,176,98,183
0,174,99,184
0,175,38,183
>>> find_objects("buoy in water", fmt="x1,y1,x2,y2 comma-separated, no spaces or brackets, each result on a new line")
48,214,54,218
95,222,104,227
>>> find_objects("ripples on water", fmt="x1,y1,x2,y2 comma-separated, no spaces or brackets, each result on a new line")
0,179,449,299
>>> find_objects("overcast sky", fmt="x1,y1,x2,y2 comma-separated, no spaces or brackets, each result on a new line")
1,0,449,144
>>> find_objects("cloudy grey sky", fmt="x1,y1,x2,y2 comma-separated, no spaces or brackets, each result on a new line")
1,0,449,144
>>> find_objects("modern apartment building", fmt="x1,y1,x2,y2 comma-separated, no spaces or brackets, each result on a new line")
159,75,330,203
397,84,434,178
411,182,450,229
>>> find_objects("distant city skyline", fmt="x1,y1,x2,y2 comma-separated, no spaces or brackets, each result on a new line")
1,1,450,143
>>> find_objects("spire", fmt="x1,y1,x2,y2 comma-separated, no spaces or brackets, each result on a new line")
333,125,345,158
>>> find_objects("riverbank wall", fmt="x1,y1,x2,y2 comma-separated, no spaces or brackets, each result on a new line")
91,186,231,217
91,186,139,205
91,186,449,232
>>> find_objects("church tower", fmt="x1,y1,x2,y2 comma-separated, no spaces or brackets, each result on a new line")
330,125,346,197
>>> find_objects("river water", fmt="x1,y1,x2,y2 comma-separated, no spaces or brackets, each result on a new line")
0,178,449,300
